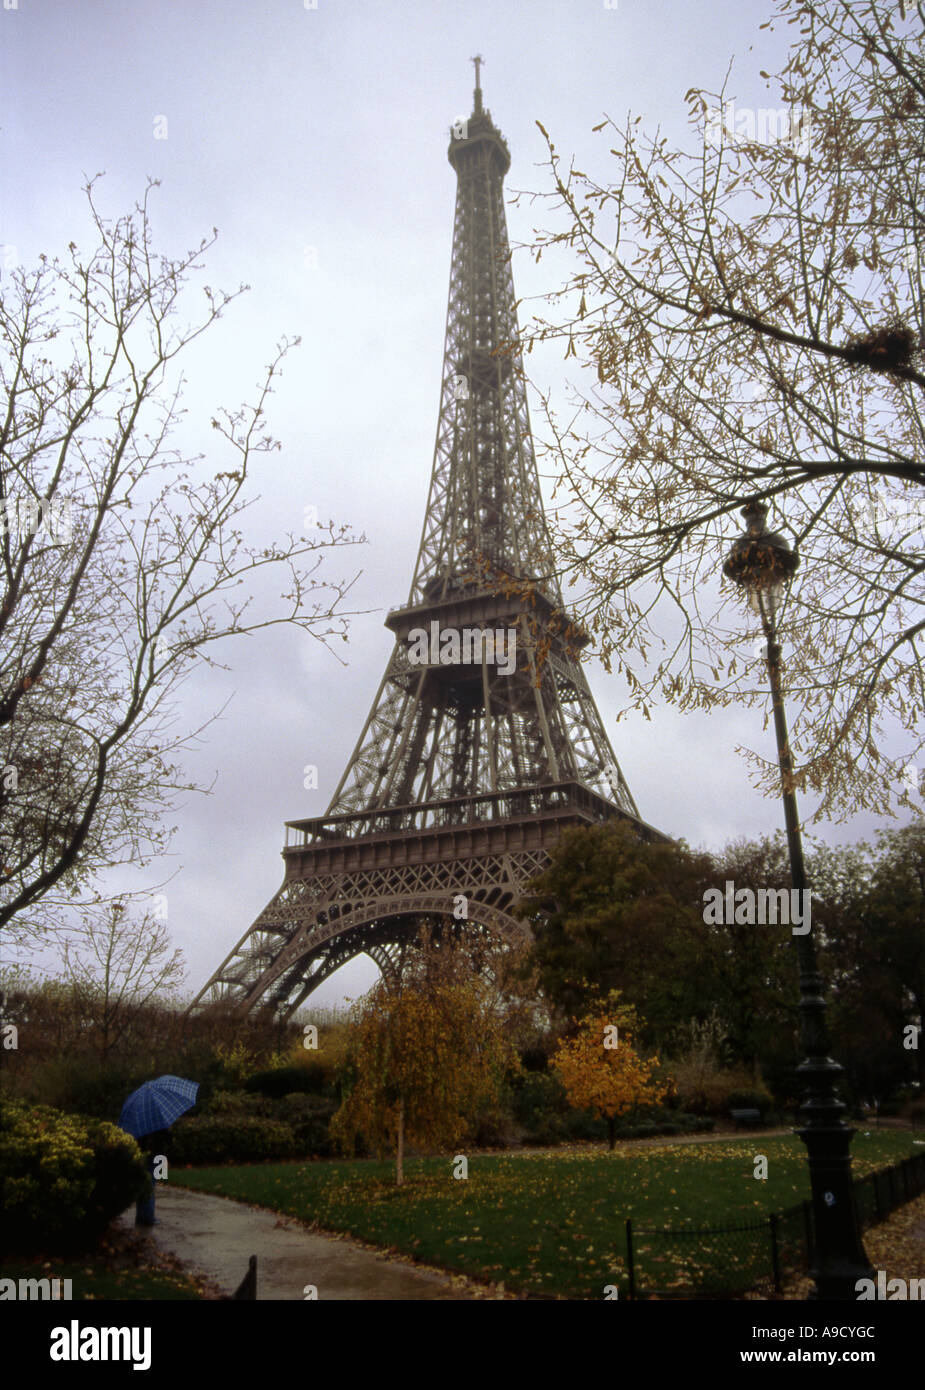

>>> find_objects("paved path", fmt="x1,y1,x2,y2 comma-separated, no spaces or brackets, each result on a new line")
117,1186,474,1301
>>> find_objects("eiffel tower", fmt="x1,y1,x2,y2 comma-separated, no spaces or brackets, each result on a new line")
191,62,653,1019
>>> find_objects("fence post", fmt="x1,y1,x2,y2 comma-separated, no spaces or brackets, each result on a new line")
802,1199,814,1269
769,1212,781,1294
625,1218,635,1300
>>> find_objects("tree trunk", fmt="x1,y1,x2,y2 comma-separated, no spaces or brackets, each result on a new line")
608,1115,616,1151
396,1097,405,1186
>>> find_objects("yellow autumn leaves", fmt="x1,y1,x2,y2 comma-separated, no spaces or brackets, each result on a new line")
551,992,669,1144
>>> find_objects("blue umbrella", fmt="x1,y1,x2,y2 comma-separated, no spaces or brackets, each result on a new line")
119,1074,199,1138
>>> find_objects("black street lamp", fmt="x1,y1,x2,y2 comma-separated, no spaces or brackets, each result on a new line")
723,499,873,1301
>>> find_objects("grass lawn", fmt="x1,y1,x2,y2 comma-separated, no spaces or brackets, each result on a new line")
172,1128,920,1299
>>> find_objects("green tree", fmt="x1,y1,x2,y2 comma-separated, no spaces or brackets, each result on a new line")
812,828,925,1097
866,824,925,1085
515,820,712,1052
700,836,800,1079
518,820,817,1089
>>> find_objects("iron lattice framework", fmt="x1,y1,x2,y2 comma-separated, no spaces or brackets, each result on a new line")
192,68,653,1020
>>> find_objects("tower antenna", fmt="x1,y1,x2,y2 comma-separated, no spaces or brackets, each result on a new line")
471,53,483,114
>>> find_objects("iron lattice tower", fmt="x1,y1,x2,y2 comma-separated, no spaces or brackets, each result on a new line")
192,66,653,1019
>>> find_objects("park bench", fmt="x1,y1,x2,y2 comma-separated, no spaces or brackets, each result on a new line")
730,1108,763,1129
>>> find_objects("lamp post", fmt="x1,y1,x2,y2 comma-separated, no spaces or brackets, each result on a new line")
723,499,873,1301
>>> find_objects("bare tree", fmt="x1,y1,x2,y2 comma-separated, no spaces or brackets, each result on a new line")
512,0,925,820
61,900,185,1064
0,177,364,940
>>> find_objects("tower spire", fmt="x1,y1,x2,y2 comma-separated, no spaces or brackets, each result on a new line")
471,53,484,115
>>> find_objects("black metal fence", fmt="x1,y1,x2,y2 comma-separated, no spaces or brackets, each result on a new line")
853,1154,925,1229
625,1149,925,1299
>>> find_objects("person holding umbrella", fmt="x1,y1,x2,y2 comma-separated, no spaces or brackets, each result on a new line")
134,1128,169,1226
118,1075,199,1228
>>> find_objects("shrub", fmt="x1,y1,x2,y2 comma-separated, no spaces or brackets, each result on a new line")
275,1092,332,1124
519,1113,568,1146
508,1070,608,1145
568,1112,609,1142
673,1063,774,1117
210,1041,264,1089
0,1100,148,1252
726,1087,774,1116
608,1111,714,1141
200,1089,274,1118
186,1091,336,1158
168,1115,301,1165
510,1071,568,1127
20,1058,156,1120
519,1046,549,1073
290,1116,335,1158
243,1063,330,1098
472,1105,520,1149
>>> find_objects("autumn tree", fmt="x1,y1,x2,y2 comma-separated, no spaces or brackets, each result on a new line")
551,992,669,1149
514,0,925,820
0,177,363,942
330,930,515,1184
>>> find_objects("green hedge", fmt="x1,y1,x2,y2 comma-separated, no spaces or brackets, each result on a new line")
243,1062,332,1098
199,1089,274,1118
611,1114,715,1140
519,1107,714,1147
726,1087,774,1115
0,1100,148,1253
168,1115,301,1165
290,1117,335,1159
21,1059,157,1121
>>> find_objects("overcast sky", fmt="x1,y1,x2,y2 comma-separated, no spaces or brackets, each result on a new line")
1,0,905,1007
